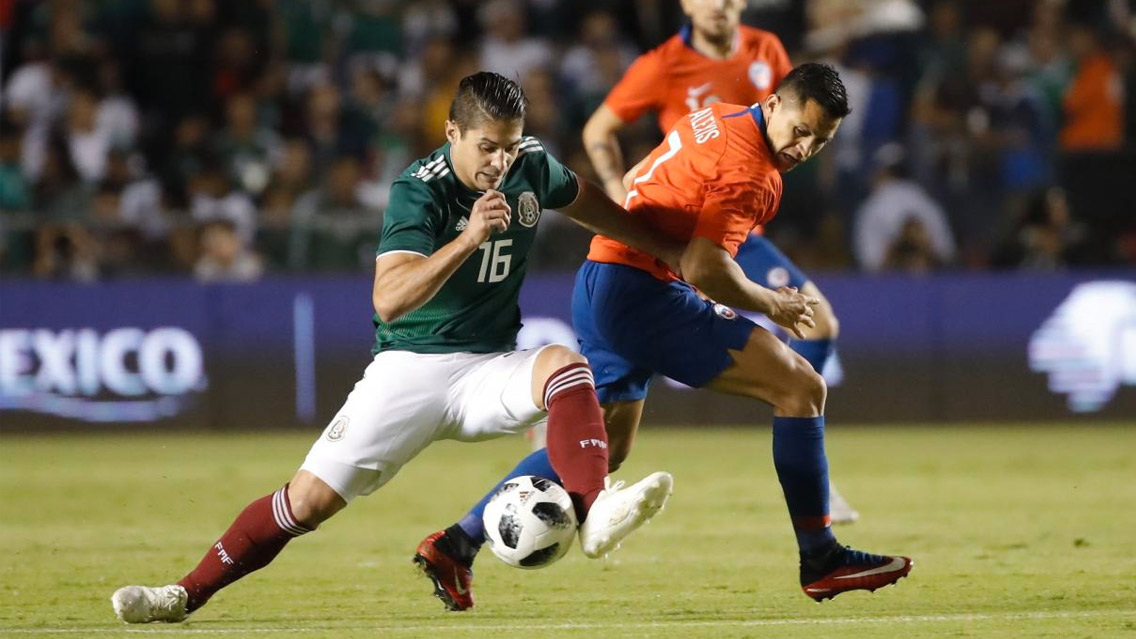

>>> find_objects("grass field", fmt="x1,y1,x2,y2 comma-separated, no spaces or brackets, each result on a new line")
2,423,1134,639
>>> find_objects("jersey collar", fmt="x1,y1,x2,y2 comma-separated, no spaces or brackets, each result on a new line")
679,23,740,59
723,103,767,134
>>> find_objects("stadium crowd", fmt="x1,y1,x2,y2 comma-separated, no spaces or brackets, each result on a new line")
1,0,1134,281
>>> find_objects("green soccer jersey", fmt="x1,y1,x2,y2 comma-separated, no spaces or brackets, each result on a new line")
373,137,579,354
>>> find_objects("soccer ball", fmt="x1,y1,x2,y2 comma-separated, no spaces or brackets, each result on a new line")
482,475,578,569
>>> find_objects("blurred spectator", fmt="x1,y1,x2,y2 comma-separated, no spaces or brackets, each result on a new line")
211,27,262,103
187,159,257,247
882,217,945,273
132,0,213,121
402,0,459,57
214,92,282,196
1060,23,1125,151
991,186,1089,270
65,86,110,183
854,144,955,271
0,119,31,211
560,10,637,116
95,59,140,150
478,0,553,79
33,222,99,281
289,155,377,270
34,133,89,219
194,217,264,282
162,114,212,207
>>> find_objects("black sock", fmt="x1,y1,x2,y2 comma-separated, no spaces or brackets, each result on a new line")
439,524,479,566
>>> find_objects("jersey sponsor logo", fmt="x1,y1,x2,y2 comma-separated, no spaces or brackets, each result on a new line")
1029,281,1136,412
326,415,349,441
749,61,773,90
517,191,541,228
689,107,721,144
713,304,738,320
455,216,468,232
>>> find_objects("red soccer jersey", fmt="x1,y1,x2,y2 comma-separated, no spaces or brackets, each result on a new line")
587,103,783,281
604,25,792,134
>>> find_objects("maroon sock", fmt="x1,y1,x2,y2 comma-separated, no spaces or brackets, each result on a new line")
543,363,608,520
177,485,311,611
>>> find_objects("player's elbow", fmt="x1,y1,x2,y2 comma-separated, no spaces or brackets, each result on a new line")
373,293,403,324
680,255,724,298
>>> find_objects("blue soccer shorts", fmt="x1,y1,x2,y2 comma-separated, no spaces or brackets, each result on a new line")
571,261,757,404
734,234,809,290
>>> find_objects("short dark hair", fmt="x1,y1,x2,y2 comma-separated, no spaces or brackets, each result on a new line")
448,72,528,132
776,63,851,119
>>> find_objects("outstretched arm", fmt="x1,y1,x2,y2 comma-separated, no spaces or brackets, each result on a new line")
373,190,510,323
681,237,818,339
559,180,684,274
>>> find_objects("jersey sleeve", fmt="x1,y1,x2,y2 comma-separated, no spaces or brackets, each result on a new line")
524,142,581,209
603,50,664,124
692,166,774,257
377,178,444,256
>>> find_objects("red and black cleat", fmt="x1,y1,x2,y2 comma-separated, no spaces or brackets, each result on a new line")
413,531,474,611
800,544,913,602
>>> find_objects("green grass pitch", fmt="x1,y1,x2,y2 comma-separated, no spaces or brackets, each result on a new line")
2,423,1134,639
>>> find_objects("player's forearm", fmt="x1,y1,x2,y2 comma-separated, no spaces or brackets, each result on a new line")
681,244,775,315
693,264,776,315
582,122,628,200
561,181,683,270
373,236,479,323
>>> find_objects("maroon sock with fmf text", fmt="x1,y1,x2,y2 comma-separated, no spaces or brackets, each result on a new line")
177,485,311,612
543,363,609,520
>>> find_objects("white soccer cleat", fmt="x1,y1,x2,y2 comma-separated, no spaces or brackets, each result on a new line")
829,482,860,525
578,471,673,558
111,585,188,623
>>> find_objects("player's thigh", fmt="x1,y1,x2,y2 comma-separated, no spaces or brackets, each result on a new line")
301,351,452,502
449,347,553,442
572,261,655,404
735,235,809,290
582,262,755,389
705,326,825,413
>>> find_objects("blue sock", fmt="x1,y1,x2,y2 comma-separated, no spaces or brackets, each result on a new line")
772,416,836,554
789,338,834,375
456,448,561,545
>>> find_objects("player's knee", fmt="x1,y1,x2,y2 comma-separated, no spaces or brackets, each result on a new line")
541,345,587,371
781,365,827,416
286,476,345,529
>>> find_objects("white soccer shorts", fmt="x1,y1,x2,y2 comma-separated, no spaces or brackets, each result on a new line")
301,347,550,501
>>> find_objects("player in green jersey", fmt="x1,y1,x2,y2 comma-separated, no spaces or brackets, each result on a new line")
110,72,678,623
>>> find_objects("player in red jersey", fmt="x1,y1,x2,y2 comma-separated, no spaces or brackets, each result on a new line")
582,0,859,524
421,64,912,605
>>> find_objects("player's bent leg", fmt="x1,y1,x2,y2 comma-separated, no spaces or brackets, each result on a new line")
112,475,329,624
706,328,911,599
531,347,673,558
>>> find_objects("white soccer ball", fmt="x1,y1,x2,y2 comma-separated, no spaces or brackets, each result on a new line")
482,475,578,569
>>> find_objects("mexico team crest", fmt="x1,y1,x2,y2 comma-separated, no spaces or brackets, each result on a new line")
326,415,349,441
518,191,541,228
